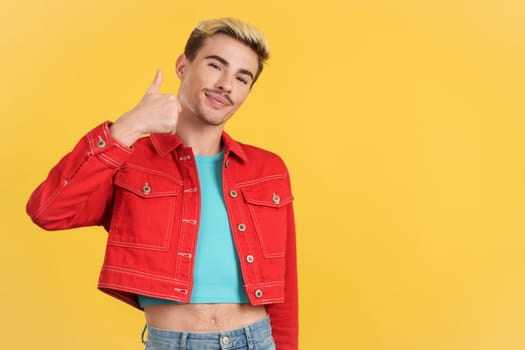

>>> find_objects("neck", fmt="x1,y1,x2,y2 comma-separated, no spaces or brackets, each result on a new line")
175,112,225,156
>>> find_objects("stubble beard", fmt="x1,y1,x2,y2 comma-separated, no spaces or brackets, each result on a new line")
193,93,235,127
179,86,235,127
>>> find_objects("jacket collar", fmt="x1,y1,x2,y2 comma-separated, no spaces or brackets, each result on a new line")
150,131,248,162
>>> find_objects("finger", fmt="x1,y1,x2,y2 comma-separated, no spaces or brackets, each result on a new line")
177,95,183,113
145,69,163,95
175,94,183,112
163,94,183,114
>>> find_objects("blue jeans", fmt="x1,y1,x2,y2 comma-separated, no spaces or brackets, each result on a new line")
142,316,276,350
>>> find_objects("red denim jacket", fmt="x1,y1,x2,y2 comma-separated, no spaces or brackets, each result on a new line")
26,122,298,350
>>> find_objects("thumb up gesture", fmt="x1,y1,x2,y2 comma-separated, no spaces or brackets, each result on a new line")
110,70,182,147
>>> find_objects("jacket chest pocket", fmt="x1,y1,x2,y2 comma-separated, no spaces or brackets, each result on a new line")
240,177,293,258
109,166,181,250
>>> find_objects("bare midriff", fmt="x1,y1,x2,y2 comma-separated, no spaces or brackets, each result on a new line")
143,303,267,332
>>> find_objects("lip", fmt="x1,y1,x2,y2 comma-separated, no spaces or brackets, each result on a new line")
204,91,231,108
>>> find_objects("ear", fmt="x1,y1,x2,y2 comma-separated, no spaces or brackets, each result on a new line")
175,54,188,80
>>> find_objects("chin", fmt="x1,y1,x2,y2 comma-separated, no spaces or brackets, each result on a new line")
197,114,227,127
199,110,234,126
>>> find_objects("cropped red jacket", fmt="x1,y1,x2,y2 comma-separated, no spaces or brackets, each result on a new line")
26,121,298,350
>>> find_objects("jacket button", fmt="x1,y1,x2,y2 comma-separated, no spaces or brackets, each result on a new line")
97,138,106,148
237,223,246,232
229,190,238,198
255,289,263,298
225,159,230,168
246,255,254,263
142,183,151,194
272,193,280,204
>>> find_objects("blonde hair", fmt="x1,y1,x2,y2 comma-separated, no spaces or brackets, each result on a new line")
184,18,270,83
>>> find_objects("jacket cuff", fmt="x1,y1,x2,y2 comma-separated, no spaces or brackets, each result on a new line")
87,121,133,168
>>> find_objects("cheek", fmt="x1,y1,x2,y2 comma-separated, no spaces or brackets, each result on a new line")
179,83,199,109
181,76,202,98
233,89,250,105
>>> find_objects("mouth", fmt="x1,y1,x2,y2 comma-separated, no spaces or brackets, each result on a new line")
204,90,233,107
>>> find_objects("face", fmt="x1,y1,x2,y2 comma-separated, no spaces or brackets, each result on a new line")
176,33,259,127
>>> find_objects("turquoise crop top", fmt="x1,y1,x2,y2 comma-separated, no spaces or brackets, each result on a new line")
137,150,249,307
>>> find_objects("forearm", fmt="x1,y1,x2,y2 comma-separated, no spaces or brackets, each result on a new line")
27,122,133,230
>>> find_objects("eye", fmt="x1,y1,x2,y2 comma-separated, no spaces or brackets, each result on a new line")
208,63,221,70
236,76,249,85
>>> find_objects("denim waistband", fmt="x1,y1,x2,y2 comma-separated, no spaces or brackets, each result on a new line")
142,315,272,349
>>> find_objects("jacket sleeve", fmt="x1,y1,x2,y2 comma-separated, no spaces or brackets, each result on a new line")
266,199,299,350
26,122,133,230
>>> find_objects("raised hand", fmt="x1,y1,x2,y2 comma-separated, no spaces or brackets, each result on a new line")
110,70,182,147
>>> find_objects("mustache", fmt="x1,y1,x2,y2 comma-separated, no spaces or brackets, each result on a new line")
203,89,234,106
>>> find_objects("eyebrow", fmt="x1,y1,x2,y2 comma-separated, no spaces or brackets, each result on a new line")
204,55,255,81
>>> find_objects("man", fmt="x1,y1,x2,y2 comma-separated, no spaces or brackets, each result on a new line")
26,18,298,350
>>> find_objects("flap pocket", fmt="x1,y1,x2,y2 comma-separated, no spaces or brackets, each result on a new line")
115,166,179,198
109,166,181,250
240,177,293,208
240,177,293,258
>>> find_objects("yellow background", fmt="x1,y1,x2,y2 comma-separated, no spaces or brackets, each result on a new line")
1,0,524,349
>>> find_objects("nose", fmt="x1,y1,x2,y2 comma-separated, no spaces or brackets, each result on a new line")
215,72,233,92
